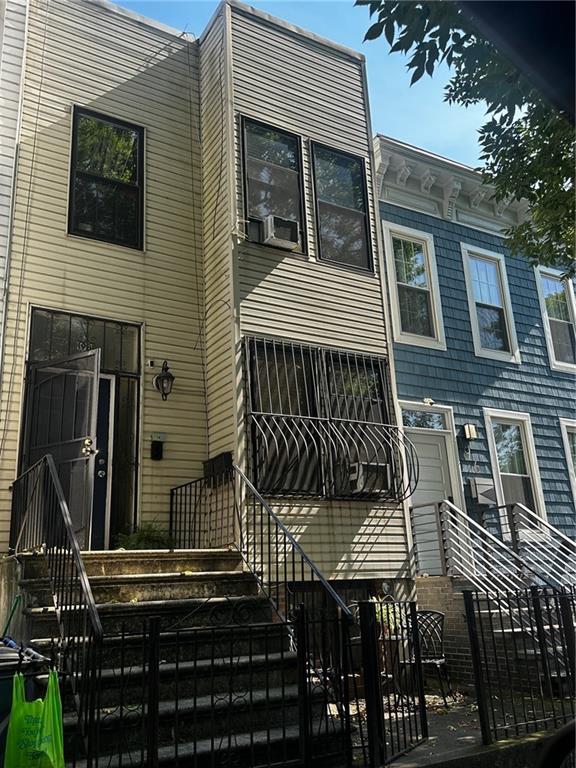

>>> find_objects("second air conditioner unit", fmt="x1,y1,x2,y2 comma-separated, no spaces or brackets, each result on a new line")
262,215,300,250
349,461,392,495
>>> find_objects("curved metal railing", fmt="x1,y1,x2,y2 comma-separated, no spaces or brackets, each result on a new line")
250,413,419,502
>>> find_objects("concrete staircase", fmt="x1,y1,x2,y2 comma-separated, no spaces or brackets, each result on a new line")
17,549,334,767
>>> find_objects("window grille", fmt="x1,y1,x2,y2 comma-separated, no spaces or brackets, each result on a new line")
245,337,418,501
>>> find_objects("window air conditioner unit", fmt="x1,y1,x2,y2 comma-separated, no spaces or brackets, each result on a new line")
349,461,392,495
262,215,299,250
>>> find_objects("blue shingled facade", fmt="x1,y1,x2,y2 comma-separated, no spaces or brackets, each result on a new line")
380,201,576,537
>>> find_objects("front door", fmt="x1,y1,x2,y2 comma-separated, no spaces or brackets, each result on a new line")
22,350,100,548
408,430,455,575
91,376,115,549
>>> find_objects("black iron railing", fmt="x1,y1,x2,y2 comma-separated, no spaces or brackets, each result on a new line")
244,336,419,503
249,413,418,502
67,614,334,767
10,455,103,756
464,586,576,744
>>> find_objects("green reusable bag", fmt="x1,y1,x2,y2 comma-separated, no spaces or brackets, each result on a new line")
4,670,64,768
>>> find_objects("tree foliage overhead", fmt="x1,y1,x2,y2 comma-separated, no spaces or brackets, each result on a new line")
359,0,575,277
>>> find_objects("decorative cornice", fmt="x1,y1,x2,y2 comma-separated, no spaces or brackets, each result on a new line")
376,134,526,234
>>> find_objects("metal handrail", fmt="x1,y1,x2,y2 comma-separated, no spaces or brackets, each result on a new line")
10,455,103,751
510,503,576,588
440,499,554,591
169,465,352,621
233,464,353,621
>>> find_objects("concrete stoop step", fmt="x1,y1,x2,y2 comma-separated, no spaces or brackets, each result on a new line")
18,549,341,768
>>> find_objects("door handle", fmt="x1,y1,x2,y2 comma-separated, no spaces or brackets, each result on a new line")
81,437,96,457
97,470,106,478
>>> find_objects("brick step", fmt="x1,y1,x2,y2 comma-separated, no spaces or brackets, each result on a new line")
30,622,290,668
62,685,325,752
24,595,273,635
68,723,347,768
20,571,258,606
18,549,243,579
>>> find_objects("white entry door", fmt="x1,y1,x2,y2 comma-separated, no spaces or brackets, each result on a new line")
407,428,456,575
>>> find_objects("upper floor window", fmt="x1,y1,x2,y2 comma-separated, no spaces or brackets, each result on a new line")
69,107,144,250
383,223,445,350
484,408,544,515
243,118,304,251
311,143,371,271
560,418,576,506
462,244,520,363
535,268,576,372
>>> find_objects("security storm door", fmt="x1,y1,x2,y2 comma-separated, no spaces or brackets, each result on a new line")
23,350,100,548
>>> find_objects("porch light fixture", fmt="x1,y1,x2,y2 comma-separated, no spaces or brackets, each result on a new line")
152,360,175,401
463,423,478,459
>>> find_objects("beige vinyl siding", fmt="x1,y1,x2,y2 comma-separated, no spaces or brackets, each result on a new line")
0,0,27,370
0,0,206,548
230,6,386,355
228,4,408,578
270,500,410,580
200,7,238,459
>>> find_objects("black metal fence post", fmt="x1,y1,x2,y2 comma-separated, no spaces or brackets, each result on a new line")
463,591,493,745
530,587,555,704
296,605,312,767
558,592,576,697
338,608,354,767
147,617,161,768
408,601,428,740
358,601,385,767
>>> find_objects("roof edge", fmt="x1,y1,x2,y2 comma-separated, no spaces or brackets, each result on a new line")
227,0,365,62
82,0,196,42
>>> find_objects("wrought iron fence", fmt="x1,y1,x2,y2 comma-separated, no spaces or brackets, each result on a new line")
60,609,354,767
463,587,576,745
10,455,103,757
354,600,428,766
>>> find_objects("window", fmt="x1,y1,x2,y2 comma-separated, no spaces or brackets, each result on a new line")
69,107,144,249
383,224,445,349
536,268,576,372
243,119,304,250
245,337,413,500
559,419,576,506
402,409,447,430
484,408,544,515
311,143,371,270
462,245,520,363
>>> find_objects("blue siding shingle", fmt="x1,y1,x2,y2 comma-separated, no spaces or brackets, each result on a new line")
381,201,576,536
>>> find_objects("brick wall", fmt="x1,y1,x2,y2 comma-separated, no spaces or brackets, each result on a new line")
415,575,475,688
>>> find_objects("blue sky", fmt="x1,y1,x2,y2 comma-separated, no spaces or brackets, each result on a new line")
116,0,486,167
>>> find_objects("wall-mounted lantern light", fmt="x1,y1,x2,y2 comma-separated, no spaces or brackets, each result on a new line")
152,360,175,401
462,423,478,459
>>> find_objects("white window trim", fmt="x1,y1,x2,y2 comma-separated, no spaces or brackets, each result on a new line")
483,407,546,520
534,266,576,374
382,222,446,351
559,418,576,508
400,400,465,510
461,244,520,364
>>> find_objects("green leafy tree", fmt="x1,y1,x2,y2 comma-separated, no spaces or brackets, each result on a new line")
359,0,575,276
